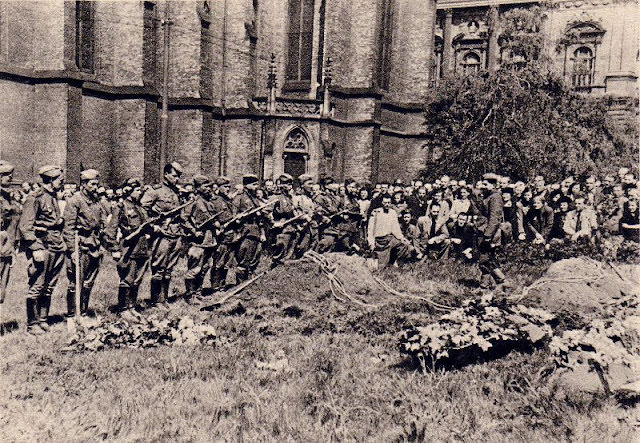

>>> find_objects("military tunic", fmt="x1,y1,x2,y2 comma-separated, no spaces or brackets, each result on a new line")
63,189,109,316
104,197,150,298
18,189,66,315
1,188,20,303
209,193,236,289
140,181,184,303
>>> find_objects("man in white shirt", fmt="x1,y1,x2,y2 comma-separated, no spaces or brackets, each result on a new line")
367,196,411,268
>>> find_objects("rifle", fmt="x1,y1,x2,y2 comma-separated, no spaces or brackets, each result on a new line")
196,210,225,231
220,199,277,231
123,200,192,242
272,213,306,229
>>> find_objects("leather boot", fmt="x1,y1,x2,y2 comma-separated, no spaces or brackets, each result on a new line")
183,279,194,303
26,298,43,335
66,289,77,317
37,295,51,331
161,278,171,303
117,286,129,312
210,268,224,291
149,278,162,306
80,287,91,316
129,286,139,310
236,267,248,284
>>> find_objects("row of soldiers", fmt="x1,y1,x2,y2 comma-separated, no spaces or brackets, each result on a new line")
0,160,371,334
2,158,638,334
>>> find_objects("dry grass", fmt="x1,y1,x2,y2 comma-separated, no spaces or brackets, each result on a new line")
0,254,636,441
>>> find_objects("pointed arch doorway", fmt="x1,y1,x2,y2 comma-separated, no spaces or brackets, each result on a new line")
282,127,309,179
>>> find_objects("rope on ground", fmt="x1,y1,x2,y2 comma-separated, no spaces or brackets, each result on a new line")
371,275,454,312
303,251,377,308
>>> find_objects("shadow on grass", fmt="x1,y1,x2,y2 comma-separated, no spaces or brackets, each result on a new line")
400,340,541,374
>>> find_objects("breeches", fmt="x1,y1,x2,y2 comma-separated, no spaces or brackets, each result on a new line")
27,250,65,298
235,236,262,271
0,256,11,301
185,246,214,280
149,236,182,280
116,255,149,288
66,251,102,291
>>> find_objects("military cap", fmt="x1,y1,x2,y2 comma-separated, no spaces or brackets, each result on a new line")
326,183,340,192
38,165,63,178
482,173,499,183
168,161,184,175
298,174,313,184
0,160,15,175
80,169,100,181
242,174,259,185
278,173,293,184
215,176,231,186
193,174,210,187
126,178,142,188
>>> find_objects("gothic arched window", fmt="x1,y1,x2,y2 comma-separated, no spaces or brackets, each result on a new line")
283,128,309,178
286,0,314,86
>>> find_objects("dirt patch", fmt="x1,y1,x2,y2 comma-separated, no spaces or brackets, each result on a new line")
205,253,436,339
526,257,639,317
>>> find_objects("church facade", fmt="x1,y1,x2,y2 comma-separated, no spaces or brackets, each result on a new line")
0,0,637,185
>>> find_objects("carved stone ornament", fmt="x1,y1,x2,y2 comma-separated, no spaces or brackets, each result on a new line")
252,99,321,116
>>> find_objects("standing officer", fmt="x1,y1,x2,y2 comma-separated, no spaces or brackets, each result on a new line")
18,165,66,334
232,174,267,283
183,175,217,302
63,169,109,318
1,161,20,309
140,162,185,305
209,176,236,291
104,178,149,315
477,173,506,289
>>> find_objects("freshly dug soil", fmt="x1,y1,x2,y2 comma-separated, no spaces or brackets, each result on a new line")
527,257,639,317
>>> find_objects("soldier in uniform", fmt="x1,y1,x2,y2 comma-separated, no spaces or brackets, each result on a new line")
270,174,298,266
477,173,506,289
63,169,109,318
182,175,218,302
1,161,20,309
140,161,185,305
18,165,66,334
209,176,236,290
104,178,149,315
292,174,317,257
232,174,267,283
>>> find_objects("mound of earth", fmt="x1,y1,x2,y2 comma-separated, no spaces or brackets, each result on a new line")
205,253,436,338
527,257,639,317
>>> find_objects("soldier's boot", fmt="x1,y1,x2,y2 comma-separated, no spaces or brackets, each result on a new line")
26,298,43,335
66,289,77,318
183,278,195,304
236,267,248,284
129,286,139,310
210,268,224,291
79,287,91,316
37,295,51,331
117,285,129,313
161,278,171,304
149,278,163,306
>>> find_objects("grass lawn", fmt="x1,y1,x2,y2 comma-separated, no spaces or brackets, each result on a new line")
0,253,636,441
